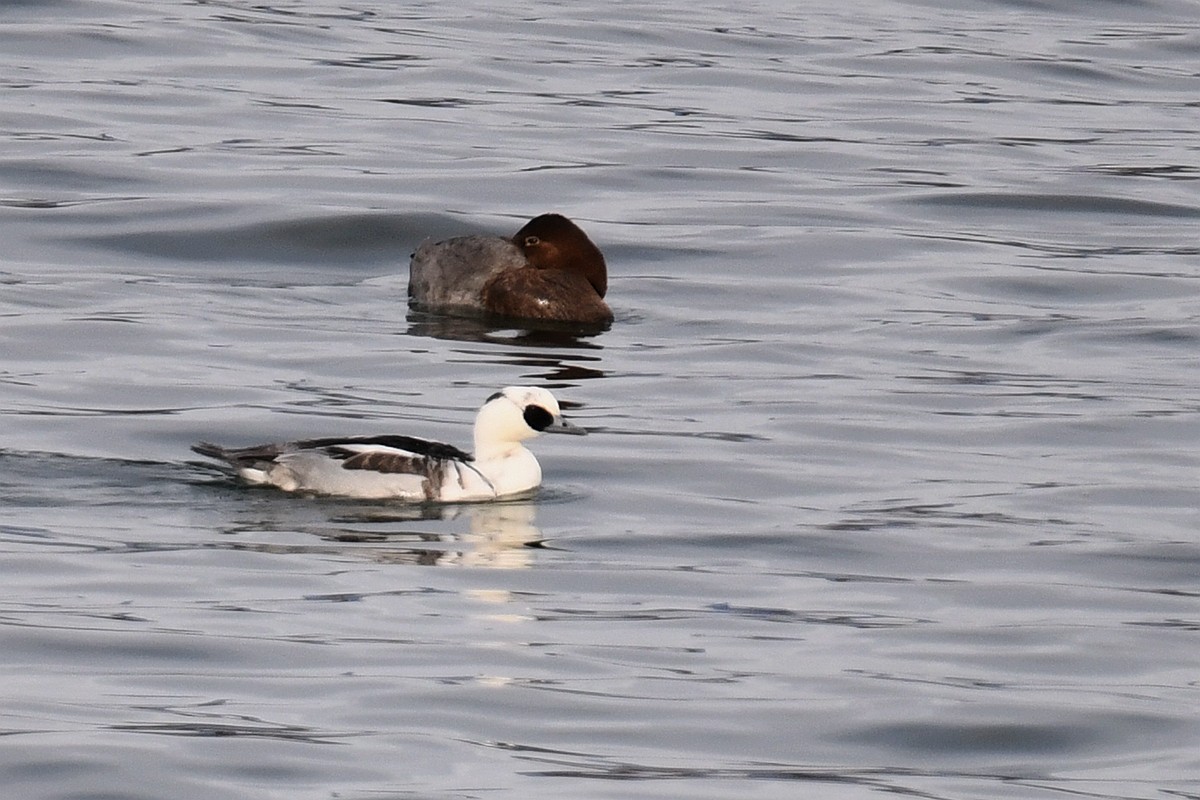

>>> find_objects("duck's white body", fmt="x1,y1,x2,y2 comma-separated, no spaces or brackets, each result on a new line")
192,387,584,502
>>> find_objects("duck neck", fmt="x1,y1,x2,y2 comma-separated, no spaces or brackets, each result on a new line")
473,426,527,464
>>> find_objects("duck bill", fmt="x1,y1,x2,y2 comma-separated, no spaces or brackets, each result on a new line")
547,416,587,435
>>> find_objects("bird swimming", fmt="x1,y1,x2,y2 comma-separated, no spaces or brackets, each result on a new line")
191,386,585,501
409,213,612,326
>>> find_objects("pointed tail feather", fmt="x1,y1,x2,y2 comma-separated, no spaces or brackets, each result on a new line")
191,441,230,462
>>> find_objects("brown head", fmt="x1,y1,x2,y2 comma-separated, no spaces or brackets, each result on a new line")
512,213,608,298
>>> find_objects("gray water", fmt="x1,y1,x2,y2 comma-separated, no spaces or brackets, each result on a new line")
2,1,1198,798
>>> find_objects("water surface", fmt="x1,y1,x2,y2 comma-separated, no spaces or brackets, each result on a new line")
2,1,1198,798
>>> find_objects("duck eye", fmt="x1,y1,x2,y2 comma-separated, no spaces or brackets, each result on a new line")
523,405,554,431
523,235,540,247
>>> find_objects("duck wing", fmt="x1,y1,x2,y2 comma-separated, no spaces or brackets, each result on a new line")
305,435,472,475
409,235,524,311
193,435,478,500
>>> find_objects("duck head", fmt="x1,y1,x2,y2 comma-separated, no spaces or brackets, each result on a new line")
513,214,608,298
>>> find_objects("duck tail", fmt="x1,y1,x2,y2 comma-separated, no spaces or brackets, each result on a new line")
191,442,230,462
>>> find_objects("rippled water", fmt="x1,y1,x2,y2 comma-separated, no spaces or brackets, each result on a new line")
3,1,1198,798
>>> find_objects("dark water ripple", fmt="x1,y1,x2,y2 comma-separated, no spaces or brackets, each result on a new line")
3,0,1200,798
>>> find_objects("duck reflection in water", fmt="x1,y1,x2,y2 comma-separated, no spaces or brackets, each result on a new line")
332,500,546,568
200,497,547,569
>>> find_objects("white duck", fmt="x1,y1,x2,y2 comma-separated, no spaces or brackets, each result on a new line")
191,386,584,501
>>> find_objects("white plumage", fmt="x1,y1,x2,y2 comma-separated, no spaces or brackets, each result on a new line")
192,386,584,501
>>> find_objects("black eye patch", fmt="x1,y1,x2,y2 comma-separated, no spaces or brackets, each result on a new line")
523,405,554,431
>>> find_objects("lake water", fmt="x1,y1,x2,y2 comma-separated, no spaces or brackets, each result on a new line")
2,1,1198,798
